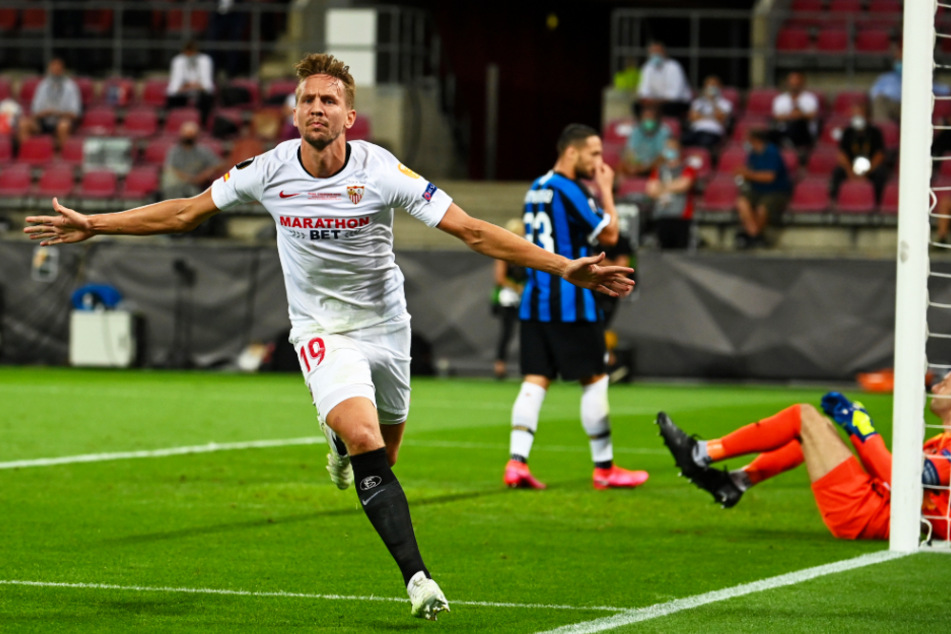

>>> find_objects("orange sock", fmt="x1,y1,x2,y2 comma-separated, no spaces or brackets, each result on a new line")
707,404,802,462
742,439,804,485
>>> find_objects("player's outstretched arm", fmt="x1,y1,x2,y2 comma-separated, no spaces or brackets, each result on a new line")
24,190,220,246
437,204,635,297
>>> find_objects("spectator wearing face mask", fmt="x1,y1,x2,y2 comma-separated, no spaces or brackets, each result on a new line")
636,41,692,119
621,104,671,177
682,75,733,151
161,121,227,200
645,137,697,249
18,57,81,149
771,71,820,150
870,47,903,124
830,103,888,206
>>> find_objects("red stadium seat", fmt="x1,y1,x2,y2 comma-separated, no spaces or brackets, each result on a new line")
142,137,176,166
776,27,812,53
120,165,160,200
791,0,824,11
82,9,113,36
717,144,748,174
164,107,202,135
20,8,47,34
836,179,876,213
18,76,41,109
18,135,55,166
819,114,851,146
166,7,209,35
781,148,801,179
0,163,32,198
878,120,900,151
75,77,96,108
731,115,770,142
832,91,869,116
59,136,85,166
79,108,117,136
34,164,76,199
744,89,779,117
79,170,118,200
829,0,863,11
0,135,11,164
868,0,901,12
662,117,682,139
603,118,635,145
616,177,648,199
264,79,299,105
601,140,623,170
719,87,741,112
806,146,841,175
788,178,831,214
880,179,899,214
0,8,17,34
700,175,738,212
120,107,159,138
816,29,849,53
855,30,892,53
140,78,169,107
684,147,713,180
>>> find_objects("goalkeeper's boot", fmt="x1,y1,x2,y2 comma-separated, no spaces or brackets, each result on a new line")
504,459,547,489
320,420,353,490
407,571,450,621
655,411,704,479
593,465,650,489
689,466,744,509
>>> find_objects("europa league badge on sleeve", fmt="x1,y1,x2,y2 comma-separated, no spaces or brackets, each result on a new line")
31,245,59,283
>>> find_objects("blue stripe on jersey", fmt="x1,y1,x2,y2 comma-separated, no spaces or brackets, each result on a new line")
519,172,605,324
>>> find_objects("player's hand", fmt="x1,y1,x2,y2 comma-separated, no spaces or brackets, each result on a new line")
594,161,615,194
23,198,95,246
563,251,635,298
821,391,877,440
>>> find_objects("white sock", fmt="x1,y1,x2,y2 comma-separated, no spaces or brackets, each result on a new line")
730,469,752,492
510,382,546,461
581,376,613,465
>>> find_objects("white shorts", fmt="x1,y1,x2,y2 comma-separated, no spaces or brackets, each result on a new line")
291,314,411,425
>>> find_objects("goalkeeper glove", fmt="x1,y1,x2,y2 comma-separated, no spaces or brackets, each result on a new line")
821,392,878,441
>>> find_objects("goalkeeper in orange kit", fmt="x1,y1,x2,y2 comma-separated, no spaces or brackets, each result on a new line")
656,374,951,542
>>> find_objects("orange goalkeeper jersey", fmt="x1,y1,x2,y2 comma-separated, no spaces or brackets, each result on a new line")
922,432,951,542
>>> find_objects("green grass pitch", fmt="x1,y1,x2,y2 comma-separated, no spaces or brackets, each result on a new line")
1,367,948,632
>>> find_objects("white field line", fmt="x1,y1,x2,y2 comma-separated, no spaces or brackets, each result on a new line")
0,579,626,612
0,437,324,470
0,438,666,471
537,550,909,634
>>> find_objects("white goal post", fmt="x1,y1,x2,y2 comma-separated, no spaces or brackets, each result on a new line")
891,0,942,552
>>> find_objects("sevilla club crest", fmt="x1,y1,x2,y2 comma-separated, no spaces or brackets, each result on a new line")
347,185,365,205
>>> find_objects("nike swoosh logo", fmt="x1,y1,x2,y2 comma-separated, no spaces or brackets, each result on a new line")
361,489,384,506
279,191,301,198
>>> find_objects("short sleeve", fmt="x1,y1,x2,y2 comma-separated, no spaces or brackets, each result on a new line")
375,152,452,227
211,155,265,209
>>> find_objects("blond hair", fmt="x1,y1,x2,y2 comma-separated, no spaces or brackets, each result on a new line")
294,53,356,108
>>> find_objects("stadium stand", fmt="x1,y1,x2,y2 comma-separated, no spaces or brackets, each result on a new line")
119,107,160,138
163,107,202,135
0,135,11,165
0,164,31,204
787,177,831,215
880,179,899,215
120,165,160,203
79,108,118,136
835,179,877,214
34,164,76,200
18,135,55,166
59,137,85,167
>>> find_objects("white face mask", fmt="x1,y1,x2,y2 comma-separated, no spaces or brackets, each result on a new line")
851,116,867,130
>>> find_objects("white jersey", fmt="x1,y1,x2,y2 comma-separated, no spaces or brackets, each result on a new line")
211,140,453,335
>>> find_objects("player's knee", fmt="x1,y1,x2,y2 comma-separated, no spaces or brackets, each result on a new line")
800,403,829,429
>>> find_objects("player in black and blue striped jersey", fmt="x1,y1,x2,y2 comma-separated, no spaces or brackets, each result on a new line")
505,124,649,491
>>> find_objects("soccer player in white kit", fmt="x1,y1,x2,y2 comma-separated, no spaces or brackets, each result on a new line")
25,53,635,621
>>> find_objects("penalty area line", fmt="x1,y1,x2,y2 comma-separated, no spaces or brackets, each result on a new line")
537,550,910,633
0,580,627,612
